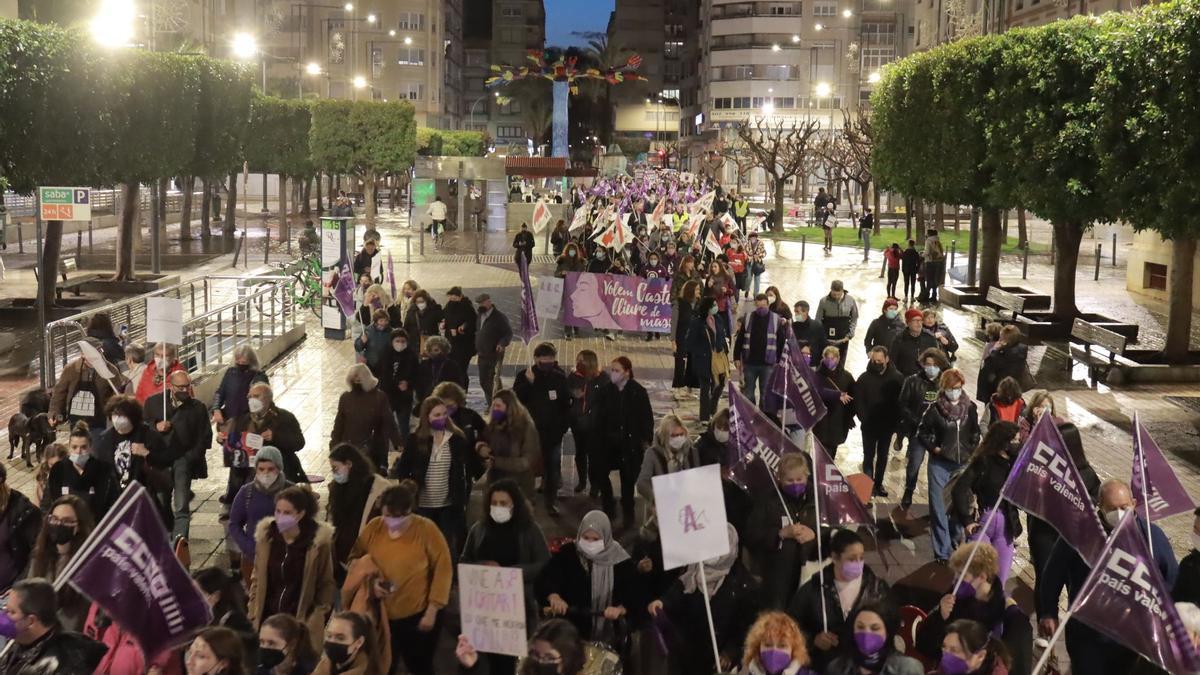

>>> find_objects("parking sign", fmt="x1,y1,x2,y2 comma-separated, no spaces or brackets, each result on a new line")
38,187,91,222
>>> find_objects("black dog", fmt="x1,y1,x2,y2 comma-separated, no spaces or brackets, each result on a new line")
7,412,55,468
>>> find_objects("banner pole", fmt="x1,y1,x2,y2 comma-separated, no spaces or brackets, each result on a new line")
696,565,724,671
811,440,828,633
1135,414,1154,557
1032,609,1072,675
162,344,169,419
950,492,1005,595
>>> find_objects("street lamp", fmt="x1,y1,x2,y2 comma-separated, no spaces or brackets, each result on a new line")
344,2,353,9
791,34,801,43
306,61,322,75
761,102,775,117
89,0,136,48
232,32,259,59
353,75,368,89
403,36,413,45
366,13,377,23
771,43,781,52
868,71,881,83
814,23,824,31
814,81,831,97
842,8,853,17
389,29,396,36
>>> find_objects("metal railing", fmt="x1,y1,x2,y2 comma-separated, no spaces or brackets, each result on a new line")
42,275,298,388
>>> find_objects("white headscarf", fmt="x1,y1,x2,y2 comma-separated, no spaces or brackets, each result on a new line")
679,524,739,597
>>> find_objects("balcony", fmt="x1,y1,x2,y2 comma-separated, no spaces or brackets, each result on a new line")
710,36,806,51
712,3,803,20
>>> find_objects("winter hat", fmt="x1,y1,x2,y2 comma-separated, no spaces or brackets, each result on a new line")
905,309,924,323
255,446,285,471
883,297,899,311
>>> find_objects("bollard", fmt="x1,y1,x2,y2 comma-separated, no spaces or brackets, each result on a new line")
1112,232,1117,266
1094,244,1101,280
231,231,244,269
950,240,957,268
16,222,22,253
801,234,806,261
879,257,886,279
88,222,94,252
76,231,82,259
1022,245,1029,280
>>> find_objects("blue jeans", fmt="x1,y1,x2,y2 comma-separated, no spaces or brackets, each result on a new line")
902,436,927,506
172,458,193,540
742,363,773,406
752,273,762,296
928,455,963,561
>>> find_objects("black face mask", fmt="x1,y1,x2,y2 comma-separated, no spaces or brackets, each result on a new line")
258,647,286,670
235,363,250,372
323,641,352,666
868,362,886,374
528,662,560,675
48,523,75,546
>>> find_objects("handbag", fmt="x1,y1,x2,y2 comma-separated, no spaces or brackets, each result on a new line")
708,326,729,378
750,260,765,275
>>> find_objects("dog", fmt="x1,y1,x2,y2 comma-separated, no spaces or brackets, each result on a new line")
7,412,55,468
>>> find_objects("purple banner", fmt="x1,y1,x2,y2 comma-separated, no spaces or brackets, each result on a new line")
726,382,801,491
1132,414,1196,521
64,484,212,657
517,254,539,345
333,259,356,318
1003,413,1107,564
1071,512,1200,673
768,333,828,430
812,438,875,527
561,272,672,333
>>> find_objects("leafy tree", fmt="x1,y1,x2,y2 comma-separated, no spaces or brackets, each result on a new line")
244,94,312,228
312,100,415,223
190,59,254,237
734,117,821,231
417,128,486,156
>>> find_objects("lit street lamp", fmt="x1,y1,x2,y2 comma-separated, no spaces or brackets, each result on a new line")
868,71,881,83
353,75,368,89
89,0,136,48
366,13,377,23
231,31,259,60
842,8,853,17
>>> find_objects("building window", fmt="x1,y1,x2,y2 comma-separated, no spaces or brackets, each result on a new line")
370,46,383,77
660,88,680,100
861,47,895,71
770,3,801,15
1145,262,1168,291
466,51,486,66
500,5,524,17
497,125,524,137
813,1,837,16
399,82,424,100
397,47,425,65
861,22,896,46
498,99,522,114
499,28,523,42
397,12,425,30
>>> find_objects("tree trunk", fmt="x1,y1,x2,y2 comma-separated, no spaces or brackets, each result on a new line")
303,176,313,216
1050,220,1085,320
843,180,856,219
1002,209,1010,238
158,177,168,227
38,219,63,313
365,170,377,224
905,197,913,241
979,207,1003,295
179,176,195,240
316,172,325,213
200,178,212,238
1017,207,1028,248
150,180,161,254
953,205,961,233
1164,237,1196,362
279,174,288,246
935,202,945,230
772,176,785,232
872,183,881,235
916,201,927,245
225,173,238,234
114,183,139,281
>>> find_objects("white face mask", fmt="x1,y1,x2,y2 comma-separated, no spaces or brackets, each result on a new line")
248,398,265,414
577,539,605,557
668,435,688,450
111,415,133,435
945,388,963,402
155,356,168,370
713,429,730,443
256,472,279,489
415,302,427,311
490,505,513,524
393,341,407,352
1104,507,1131,528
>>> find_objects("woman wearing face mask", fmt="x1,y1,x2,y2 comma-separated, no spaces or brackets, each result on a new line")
0,463,40,594
556,244,588,339
356,284,403,333
647,524,761,674
936,619,1011,675
414,335,467,404
536,510,636,647
354,309,395,376
430,381,487,450
916,368,981,564
462,480,550,675
133,342,186,404
42,421,120,516
349,481,451,675
325,444,392,586
694,410,753,536
825,602,923,675
248,486,335,653
863,298,904,355
210,345,269,445
394,397,483,562
402,289,444,350
746,455,821,611
636,414,701,534
950,422,1022,584
221,383,307,498
598,357,654,527
456,618,600,675
787,529,891,672
331,364,402,477
312,613,380,675
672,280,702,393
686,296,730,424
736,611,811,675
567,351,608,498
1015,390,1061,445
29,495,94,630
917,542,1029,675
398,280,421,319
812,347,856,459
256,614,318,675
378,328,420,441
477,389,540,504
194,567,257,658
763,286,791,319
186,627,248,675
94,394,174,523
230,449,295,584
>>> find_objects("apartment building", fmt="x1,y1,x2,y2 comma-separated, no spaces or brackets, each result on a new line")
486,0,547,148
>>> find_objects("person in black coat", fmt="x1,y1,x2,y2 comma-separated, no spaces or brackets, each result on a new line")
889,309,939,378
403,289,445,348
813,346,856,458
85,313,124,365
686,297,729,423
922,309,960,361
0,463,41,593
210,345,270,432
94,394,177,527
792,300,827,354
513,342,572,515
745,454,822,610
414,335,468,407
916,369,980,563
900,239,921,303
597,356,653,526
430,380,489,458
567,351,608,498
352,234,382,283
854,347,904,496
144,370,213,540
379,328,420,441
221,383,308,488
978,325,1029,401
863,298,904,354
513,222,535,265
673,280,701,391
788,529,892,672
44,422,121,518
694,410,754,540
648,525,761,674
950,421,1022,585
1175,508,1200,605
442,287,477,377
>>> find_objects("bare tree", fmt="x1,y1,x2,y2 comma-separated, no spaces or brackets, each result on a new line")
734,117,821,229
818,110,877,229
717,136,755,194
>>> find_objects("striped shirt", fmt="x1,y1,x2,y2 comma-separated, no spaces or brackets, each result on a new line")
419,434,452,508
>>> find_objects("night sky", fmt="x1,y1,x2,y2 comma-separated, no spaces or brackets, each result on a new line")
544,0,614,47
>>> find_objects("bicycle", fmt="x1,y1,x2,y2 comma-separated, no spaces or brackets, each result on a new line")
273,254,323,317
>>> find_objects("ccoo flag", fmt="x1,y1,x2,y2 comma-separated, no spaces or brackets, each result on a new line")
811,438,874,527
1131,413,1196,521
332,260,357,318
725,382,802,491
1070,511,1200,674
61,484,212,657
768,334,828,431
517,254,539,344
1003,413,1108,564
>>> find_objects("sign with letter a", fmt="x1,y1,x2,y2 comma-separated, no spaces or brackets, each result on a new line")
652,464,730,570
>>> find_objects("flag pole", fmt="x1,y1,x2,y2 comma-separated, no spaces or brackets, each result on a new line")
696,565,725,671
950,492,1006,595
811,439,829,633
162,344,169,419
1135,413,1154,557
1032,608,1072,675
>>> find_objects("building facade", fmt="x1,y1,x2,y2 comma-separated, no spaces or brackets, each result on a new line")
487,0,547,149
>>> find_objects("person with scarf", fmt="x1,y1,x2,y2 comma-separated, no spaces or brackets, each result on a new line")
229,447,295,583
478,389,541,501
461,479,550,675
812,346,856,459
555,243,587,340
331,364,401,476
672,280,702,393
922,309,960,362
950,422,1022,584
788,529,891,672
537,509,638,648
636,414,702,535
566,350,607,498
746,454,821,611
394,396,483,564
325,444,392,587
415,335,467,404
980,377,1025,429
916,368,981,563
734,293,790,407
131,342,186,404
647,524,760,674
221,382,307,500
736,611,812,675
686,296,730,423
825,602,923,675
597,356,654,526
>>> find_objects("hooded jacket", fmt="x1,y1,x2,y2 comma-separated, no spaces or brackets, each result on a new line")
250,518,336,652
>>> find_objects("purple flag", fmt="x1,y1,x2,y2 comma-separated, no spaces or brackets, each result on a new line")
725,382,802,491
561,272,672,333
812,438,875,527
768,333,828,430
386,250,397,301
332,260,356,318
1132,413,1196,521
517,254,539,344
63,484,212,657
1003,413,1108,564
1070,512,1200,674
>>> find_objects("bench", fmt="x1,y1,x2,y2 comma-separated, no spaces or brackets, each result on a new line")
986,287,1026,317
33,256,95,300
1068,318,1128,385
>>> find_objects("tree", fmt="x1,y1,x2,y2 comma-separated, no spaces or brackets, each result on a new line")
840,109,881,233
190,59,254,238
985,19,1117,320
311,100,415,224
244,95,312,237
717,136,755,194
417,128,487,156
734,117,821,231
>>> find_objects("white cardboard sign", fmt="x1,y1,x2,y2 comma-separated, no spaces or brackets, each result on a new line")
652,464,731,570
535,276,564,321
146,297,184,345
458,564,526,657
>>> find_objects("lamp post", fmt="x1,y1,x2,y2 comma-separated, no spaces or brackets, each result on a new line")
469,92,496,132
